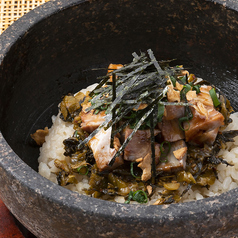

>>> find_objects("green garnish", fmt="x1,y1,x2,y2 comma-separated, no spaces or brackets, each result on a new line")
130,162,140,179
192,84,201,94
180,84,192,100
125,190,148,204
170,76,177,87
73,130,78,138
178,74,188,84
178,84,193,130
179,119,190,131
178,105,193,131
94,109,100,115
157,103,165,122
209,88,221,107
77,165,89,175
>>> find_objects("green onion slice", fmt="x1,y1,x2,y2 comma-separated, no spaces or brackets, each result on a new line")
133,190,148,203
180,84,192,100
130,162,140,179
94,109,100,115
192,85,201,94
178,105,193,131
73,130,78,138
160,141,171,154
179,118,190,131
178,75,187,84
125,190,148,204
77,165,89,175
125,191,134,204
209,88,221,107
157,103,165,122
170,76,177,87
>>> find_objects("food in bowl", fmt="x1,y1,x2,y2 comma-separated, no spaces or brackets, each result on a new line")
32,49,238,205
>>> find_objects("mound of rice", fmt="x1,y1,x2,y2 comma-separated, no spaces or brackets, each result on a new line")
38,84,238,205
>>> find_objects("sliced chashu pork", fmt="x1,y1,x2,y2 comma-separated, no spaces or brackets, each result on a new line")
195,85,214,107
164,84,185,120
166,82,224,146
184,85,224,145
184,105,224,145
164,84,213,121
80,104,106,133
124,127,161,163
161,118,185,142
123,127,162,181
190,127,220,146
156,140,187,173
89,127,124,171
161,83,185,142
164,105,185,120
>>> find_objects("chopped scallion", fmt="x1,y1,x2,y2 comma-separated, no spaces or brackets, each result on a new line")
170,76,177,87
125,190,148,204
73,130,78,138
157,103,165,122
130,162,140,179
94,109,100,115
77,165,89,175
192,84,201,94
179,75,187,84
179,117,190,131
209,88,221,107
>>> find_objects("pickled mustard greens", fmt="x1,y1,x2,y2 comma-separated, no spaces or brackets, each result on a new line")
32,49,238,205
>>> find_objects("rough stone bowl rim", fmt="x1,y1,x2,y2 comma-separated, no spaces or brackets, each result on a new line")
0,0,238,221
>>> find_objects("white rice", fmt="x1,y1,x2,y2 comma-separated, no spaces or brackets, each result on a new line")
38,84,238,205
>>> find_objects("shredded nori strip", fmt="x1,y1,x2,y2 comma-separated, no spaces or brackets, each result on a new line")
109,86,168,166
150,106,156,184
78,50,171,156
110,73,117,148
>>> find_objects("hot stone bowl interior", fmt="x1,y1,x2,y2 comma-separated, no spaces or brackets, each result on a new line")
1,0,238,237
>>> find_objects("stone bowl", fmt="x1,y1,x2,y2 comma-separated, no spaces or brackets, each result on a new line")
1,0,238,237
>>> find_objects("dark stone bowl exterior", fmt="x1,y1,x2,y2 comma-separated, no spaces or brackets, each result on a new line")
1,0,238,237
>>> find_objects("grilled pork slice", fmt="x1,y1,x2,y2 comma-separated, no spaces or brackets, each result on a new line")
195,85,214,107
89,127,124,171
161,118,185,142
137,153,153,182
124,127,161,162
190,127,219,146
164,105,185,120
156,140,187,173
182,84,224,145
184,105,224,145
185,85,213,107
164,84,185,120
80,106,106,133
